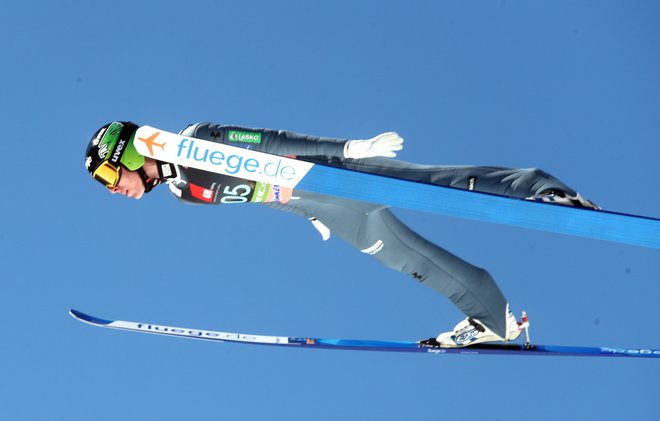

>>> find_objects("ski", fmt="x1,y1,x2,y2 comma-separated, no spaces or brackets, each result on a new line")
299,165,660,250
133,126,660,249
70,309,660,359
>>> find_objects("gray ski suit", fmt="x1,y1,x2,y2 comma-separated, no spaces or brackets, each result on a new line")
172,122,578,337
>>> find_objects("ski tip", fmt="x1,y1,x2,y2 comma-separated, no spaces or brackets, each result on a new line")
69,309,113,326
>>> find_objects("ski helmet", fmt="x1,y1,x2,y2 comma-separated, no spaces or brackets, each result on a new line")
85,121,178,193
84,121,159,189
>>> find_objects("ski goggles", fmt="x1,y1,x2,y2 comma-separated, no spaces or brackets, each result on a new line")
92,161,122,188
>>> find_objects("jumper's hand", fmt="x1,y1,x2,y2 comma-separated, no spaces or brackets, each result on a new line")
309,217,331,241
343,132,403,159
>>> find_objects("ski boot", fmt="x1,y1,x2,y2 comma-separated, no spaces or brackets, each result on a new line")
421,305,523,348
526,190,601,210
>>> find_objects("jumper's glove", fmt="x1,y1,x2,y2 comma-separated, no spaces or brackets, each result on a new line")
343,132,403,159
309,217,331,241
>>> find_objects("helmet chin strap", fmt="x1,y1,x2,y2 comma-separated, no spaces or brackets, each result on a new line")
136,161,178,193
136,167,159,193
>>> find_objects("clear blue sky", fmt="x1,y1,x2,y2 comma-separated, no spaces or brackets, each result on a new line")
1,1,659,420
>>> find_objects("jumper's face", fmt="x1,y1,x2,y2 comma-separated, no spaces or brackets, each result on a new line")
108,167,145,199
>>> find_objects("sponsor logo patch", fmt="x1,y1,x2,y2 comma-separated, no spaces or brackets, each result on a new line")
137,131,166,155
110,139,126,164
251,181,271,202
455,328,479,344
98,142,109,159
228,130,262,144
92,127,107,146
189,183,215,203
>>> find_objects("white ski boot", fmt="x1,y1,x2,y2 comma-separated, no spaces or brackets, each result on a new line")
434,305,522,348
526,190,601,210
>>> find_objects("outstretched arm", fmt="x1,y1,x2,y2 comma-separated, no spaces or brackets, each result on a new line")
181,122,402,159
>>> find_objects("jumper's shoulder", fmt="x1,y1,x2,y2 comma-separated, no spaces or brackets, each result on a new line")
180,122,216,139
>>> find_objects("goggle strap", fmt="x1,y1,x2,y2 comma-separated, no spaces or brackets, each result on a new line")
108,123,137,166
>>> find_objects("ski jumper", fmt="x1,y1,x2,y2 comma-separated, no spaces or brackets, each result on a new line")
172,122,578,337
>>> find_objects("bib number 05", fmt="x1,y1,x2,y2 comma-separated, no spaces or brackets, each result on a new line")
220,184,252,204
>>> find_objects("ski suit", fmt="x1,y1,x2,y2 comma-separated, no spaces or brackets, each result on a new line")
171,122,578,337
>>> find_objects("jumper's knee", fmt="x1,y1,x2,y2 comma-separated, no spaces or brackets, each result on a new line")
514,168,573,197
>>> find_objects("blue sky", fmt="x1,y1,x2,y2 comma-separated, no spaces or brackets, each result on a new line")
1,1,659,420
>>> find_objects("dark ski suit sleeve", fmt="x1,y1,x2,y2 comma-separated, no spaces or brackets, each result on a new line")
180,122,348,158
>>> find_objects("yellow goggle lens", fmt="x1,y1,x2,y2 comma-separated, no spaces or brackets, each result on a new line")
92,162,121,188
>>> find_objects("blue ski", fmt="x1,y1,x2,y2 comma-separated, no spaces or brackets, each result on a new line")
69,310,660,359
297,165,660,250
